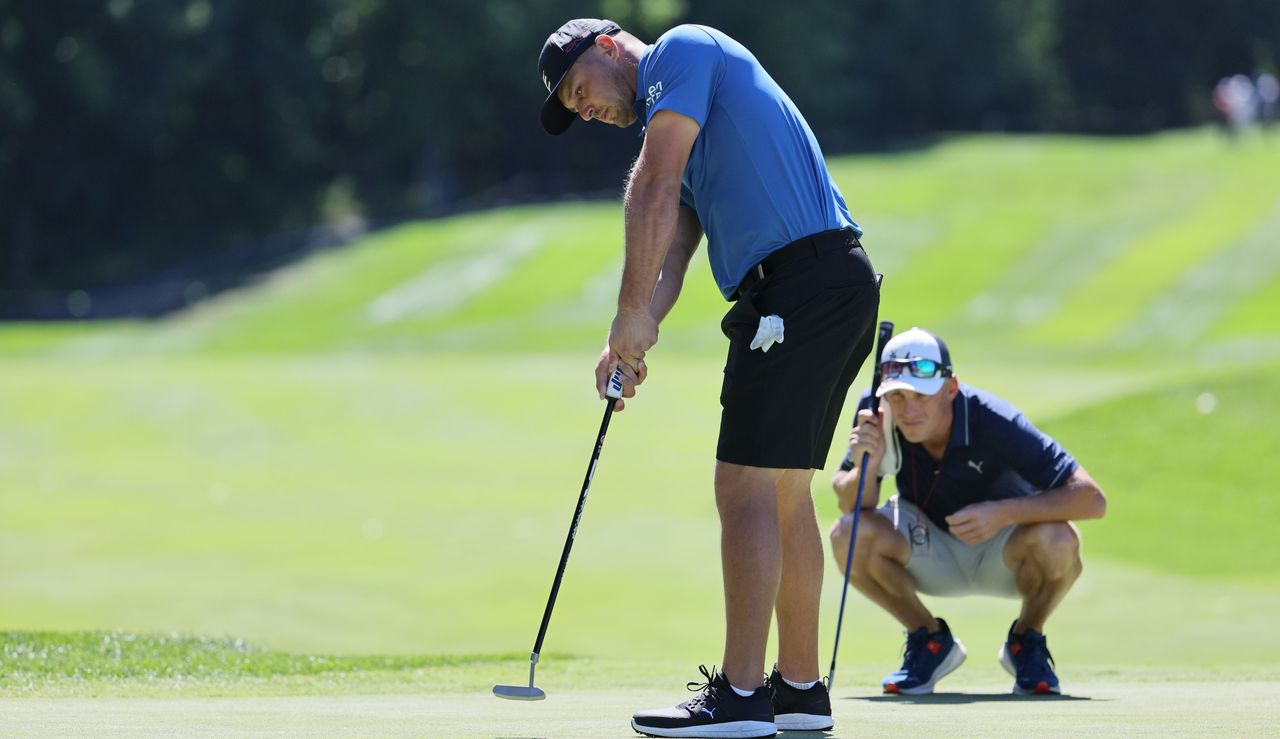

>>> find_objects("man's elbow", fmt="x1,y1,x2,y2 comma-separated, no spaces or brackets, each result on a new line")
1084,485,1107,520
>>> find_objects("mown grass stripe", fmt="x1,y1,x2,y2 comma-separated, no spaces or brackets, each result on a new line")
1033,168,1280,345
1210,271,1280,340
1120,202,1280,345
972,168,1214,343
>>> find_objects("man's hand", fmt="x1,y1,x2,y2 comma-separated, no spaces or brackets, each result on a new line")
848,408,886,471
608,307,658,372
595,346,646,411
945,501,1011,545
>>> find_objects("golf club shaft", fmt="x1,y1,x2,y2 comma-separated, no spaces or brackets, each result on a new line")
828,319,894,689
529,376,623,659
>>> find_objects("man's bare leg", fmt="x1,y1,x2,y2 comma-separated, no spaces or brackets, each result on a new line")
1004,522,1082,633
716,461,782,690
774,468,821,683
829,512,937,633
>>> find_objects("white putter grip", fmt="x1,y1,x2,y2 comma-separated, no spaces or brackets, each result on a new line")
605,368,625,400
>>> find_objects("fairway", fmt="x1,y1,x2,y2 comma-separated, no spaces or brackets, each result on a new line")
7,680,1280,737
2,130,1279,734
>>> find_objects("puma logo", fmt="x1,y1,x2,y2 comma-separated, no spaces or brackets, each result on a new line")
699,707,717,719
967,460,984,474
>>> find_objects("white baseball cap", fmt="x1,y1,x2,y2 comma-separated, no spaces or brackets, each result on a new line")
875,327,954,397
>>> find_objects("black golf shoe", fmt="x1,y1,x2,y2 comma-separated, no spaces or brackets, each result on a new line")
767,667,833,731
631,665,776,738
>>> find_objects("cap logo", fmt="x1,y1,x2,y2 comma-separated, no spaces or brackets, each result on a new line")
542,70,551,92
562,31,592,55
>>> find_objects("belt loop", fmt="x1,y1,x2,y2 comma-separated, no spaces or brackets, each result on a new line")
755,264,764,279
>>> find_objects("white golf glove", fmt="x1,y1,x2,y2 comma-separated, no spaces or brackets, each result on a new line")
750,315,785,353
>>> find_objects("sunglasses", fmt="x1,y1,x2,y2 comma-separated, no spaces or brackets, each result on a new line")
881,358,952,379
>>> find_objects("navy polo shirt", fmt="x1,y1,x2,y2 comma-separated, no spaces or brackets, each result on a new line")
631,25,860,300
839,384,1078,532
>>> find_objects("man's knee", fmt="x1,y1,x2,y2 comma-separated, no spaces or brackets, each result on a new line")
828,511,893,577
1008,522,1082,579
714,462,777,513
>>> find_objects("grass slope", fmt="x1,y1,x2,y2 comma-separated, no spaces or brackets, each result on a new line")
3,128,1277,361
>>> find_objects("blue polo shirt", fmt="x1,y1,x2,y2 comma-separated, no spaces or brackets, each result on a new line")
840,384,1079,532
632,25,860,300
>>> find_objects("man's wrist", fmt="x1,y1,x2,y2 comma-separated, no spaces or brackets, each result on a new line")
996,499,1020,528
617,300,650,317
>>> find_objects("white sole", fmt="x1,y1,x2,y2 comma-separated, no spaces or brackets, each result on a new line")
630,719,777,738
885,637,968,695
998,644,1016,677
775,713,833,731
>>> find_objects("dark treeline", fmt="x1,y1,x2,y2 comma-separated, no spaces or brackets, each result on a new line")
0,0,1276,309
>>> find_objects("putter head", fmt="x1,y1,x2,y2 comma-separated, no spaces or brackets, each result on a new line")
493,684,546,701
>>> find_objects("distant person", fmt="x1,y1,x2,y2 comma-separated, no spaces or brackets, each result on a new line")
829,327,1106,695
1256,72,1279,126
1213,77,1235,137
536,17,879,738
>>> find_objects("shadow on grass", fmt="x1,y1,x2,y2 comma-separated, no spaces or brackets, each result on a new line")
849,692,1099,704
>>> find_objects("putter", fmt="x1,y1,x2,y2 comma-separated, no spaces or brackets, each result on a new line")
493,367,626,701
827,318,895,692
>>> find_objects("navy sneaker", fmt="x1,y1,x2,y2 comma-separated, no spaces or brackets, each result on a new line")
767,667,833,731
631,665,776,738
881,618,967,695
998,621,1061,695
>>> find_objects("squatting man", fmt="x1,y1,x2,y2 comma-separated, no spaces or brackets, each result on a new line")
831,327,1107,695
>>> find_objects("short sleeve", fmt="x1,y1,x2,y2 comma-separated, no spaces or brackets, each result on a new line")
1005,413,1078,491
680,182,696,209
641,26,723,128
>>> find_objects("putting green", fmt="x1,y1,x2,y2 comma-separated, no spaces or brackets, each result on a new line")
7,678,1278,737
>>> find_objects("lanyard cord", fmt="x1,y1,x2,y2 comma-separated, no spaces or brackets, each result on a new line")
909,445,943,516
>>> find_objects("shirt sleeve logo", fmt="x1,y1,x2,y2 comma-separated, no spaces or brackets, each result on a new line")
646,81,663,107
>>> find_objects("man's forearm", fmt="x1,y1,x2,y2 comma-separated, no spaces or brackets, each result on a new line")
648,209,701,323
833,467,882,514
620,168,682,313
1002,473,1106,526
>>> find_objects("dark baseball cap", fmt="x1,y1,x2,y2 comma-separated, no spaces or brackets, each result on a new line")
538,18,621,135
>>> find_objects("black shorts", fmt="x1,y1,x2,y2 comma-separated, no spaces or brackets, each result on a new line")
717,229,879,470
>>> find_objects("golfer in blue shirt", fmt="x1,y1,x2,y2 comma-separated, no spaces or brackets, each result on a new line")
538,18,879,738
831,327,1107,697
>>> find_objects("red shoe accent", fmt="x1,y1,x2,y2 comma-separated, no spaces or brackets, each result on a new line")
1009,642,1022,656
1034,681,1050,694
884,683,900,694
926,640,942,656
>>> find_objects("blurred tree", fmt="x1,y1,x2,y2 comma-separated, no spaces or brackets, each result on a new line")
0,0,1276,313
1056,0,1280,131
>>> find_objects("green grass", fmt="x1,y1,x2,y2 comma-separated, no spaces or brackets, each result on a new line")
0,631,525,697
1042,370,1280,582
1,130,1279,731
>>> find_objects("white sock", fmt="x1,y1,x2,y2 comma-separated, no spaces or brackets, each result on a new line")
729,683,756,697
782,676,819,691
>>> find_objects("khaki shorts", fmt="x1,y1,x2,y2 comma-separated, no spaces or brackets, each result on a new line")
875,497,1019,597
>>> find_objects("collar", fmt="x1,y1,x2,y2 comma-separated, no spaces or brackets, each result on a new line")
631,44,655,137
946,385,972,451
